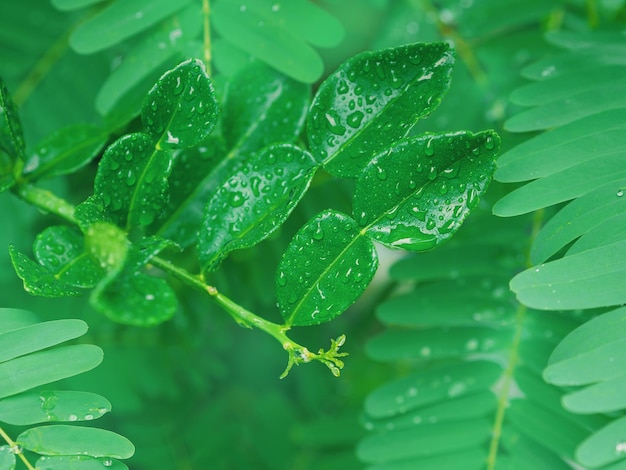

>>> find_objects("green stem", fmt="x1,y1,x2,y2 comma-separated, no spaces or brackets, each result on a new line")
0,425,35,470
14,183,77,224
202,0,212,74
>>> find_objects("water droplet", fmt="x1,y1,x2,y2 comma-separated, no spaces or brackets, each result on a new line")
427,166,437,180
466,339,479,351
312,224,324,240
484,136,495,150
271,3,280,12
617,189,624,197
375,166,388,180
324,111,346,135
420,346,431,356
126,170,137,186
347,111,364,128
426,219,437,230
84,414,94,420
103,458,113,467
448,382,467,397
240,4,247,12
424,138,435,156
541,65,556,77
337,80,349,94
69,414,78,421
229,192,246,208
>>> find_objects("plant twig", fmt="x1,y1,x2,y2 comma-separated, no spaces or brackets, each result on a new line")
0,425,35,470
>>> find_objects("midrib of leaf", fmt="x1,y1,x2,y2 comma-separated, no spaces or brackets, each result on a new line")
53,251,93,282
487,208,545,469
126,144,167,230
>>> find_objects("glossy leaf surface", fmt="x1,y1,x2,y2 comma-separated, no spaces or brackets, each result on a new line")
94,132,172,229
276,210,377,326
141,58,219,149
354,130,498,250
0,78,24,191
69,0,193,54
23,124,107,180
222,61,310,156
36,455,128,470
0,345,103,399
198,144,317,272
17,425,134,459
0,390,111,425
307,42,454,177
84,222,128,274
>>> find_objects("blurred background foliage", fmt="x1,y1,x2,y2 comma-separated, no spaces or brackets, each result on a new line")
1,0,625,468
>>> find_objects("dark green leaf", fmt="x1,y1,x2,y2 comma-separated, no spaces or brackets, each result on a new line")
0,78,24,191
154,137,226,246
36,455,128,470
51,0,106,11
354,130,498,250
307,42,454,177
0,319,87,363
198,144,317,272
17,425,134,459
276,210,377,326
0,345,103,399
75,196,113,232
576,416,626,468
0,446,15,470
141,58,219,149
211,1,324,83
94,132,173,229
222,61,310,156
23,124,107,180
69,0,193,54
0,390,110,425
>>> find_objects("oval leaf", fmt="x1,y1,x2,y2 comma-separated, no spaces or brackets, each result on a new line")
17,425,134,459
141,58,219,149
276,210,378,326
354,131,499,251
198,144,317,272
0,446,16,470
0,390,110,425
307,42,454,177
36,455,128,470
94,132,173,229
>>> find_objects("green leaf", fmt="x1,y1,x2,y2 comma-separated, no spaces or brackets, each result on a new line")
0,344,103,399
0,78,24,191
51,0,106,11
0,446,16,470
511,240,626,310
9,225,103,297
141,58,219,149
69,0,193,54
198,144,317,272
575,416,626,468
95,5,202,117
211,1,324,83
17,425,134,459
276,210,378,326
222,61,310,156
23,124,107,181
544,307,626,386
84,222,128,273
0,319,87,363
36,455,128,470
93,132,173,229
307,42,454,177
153,137,227,246
0,390,110,425
0,308,39,335
354,130,498,250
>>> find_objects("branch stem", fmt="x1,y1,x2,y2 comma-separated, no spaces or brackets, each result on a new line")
0,425,36,470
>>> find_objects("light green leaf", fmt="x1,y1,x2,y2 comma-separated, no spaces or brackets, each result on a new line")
95,5,202,117
51,0,106,11
0,309,39,335
23,124,107,181
545,307,626,386
563,375,626,414
212,1,323,83
0,390,110,425
36,455,128,470
0,319,87,363
222,61,310,156
198,144,317,272
84,222,128,273
0,345,103,399
307,42,454,177
93,132,173,229
360,449,488,470
363,360,501,419
521,49,626,81
17,425,134,459
0,78,24,191
276,210,378,326
354,130,498,250
142,58,219,149
576,416,626,468
568,211,626,255
69,0,193,54
0,446,16,470
511,240,626,310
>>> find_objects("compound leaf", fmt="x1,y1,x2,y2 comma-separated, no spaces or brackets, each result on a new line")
307,42,454,177
36,455,128,470
276,210,377,326
17,425,134,459
23,124,107,181
142,58,219,149
222,61,310,157
575,416,626,468
354,130,498,251
198,144,317,272
69,0,193,54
